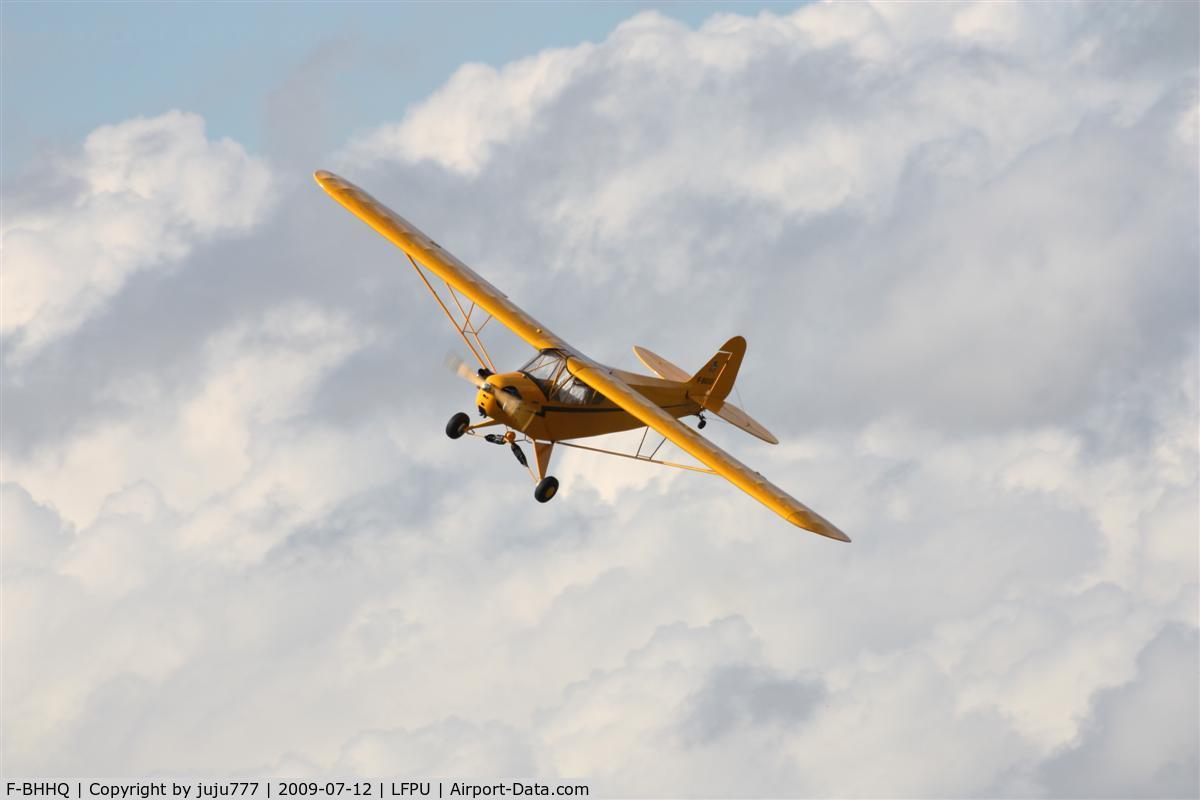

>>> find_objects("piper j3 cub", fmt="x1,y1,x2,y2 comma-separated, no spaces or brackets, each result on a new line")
315,170,850,542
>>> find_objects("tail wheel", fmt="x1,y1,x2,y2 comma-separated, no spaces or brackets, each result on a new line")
534,476,559,503
445,412,471,439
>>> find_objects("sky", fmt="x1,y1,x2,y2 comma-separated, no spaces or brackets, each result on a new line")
2,2,1198,798
1,1,801,173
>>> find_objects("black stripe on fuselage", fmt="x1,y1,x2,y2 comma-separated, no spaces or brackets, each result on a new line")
537,402,694,416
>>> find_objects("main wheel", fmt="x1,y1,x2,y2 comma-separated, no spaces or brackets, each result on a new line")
445,412,471,439
534,476,559,503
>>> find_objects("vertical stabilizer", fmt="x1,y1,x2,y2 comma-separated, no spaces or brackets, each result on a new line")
633,338,777,444
688,336,745,411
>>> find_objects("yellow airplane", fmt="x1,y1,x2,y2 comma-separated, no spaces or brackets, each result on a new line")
315,170,850,542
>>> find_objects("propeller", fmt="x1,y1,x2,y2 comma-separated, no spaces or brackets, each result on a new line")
444,354,536,430
445,353,488,389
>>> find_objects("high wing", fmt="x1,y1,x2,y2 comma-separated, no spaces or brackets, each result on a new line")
314,170,573,354
315,170,849,542
570,357,848,542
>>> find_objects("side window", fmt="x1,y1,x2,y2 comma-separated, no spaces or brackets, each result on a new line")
556,375,596,405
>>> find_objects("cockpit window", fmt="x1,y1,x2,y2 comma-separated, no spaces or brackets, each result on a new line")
518,350,596,405
556,375,597,405
519,350,566,383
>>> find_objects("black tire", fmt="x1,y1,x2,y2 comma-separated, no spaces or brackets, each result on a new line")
534,476,559,503
445,412,471,439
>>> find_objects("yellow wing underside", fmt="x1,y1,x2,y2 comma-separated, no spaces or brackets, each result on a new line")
315,170,571,353
569,359,848,541
314,170,849,542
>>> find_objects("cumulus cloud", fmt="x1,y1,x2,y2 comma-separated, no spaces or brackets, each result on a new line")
337,4,1198,434
3,3,1197,798
2,111,273,358
342,45,595,177
1040,624,1200,799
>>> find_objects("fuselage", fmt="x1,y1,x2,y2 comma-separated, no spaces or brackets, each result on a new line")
476,352,701,441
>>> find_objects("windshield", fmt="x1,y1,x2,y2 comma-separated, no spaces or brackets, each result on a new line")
519,350,567,383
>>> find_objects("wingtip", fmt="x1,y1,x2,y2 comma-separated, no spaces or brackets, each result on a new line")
818,525,852,543
788,511,851,542
313,169,339,188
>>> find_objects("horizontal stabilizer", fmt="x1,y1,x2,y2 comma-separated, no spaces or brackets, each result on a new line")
633,345,690,382
632,342,778,444
712,402,778,444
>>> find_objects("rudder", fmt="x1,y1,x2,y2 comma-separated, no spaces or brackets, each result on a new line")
688,336,745,412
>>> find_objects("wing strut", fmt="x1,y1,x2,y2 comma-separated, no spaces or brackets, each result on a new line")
405,253,497,372
551,426,714,474
555,438,716,475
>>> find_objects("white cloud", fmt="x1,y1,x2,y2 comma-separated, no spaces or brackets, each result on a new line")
4,303,368,530
3,2,1197,797
332,4,1196,437
1040,624,1200,798
2,111,273,358
342,45,595,177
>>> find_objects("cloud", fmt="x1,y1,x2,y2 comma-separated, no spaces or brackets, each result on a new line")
342,44,595,177
2,110,273,358
333,718,538,779
336,5,1198,435
678,663,824,746
3,3,1197,797
1040,624,1200,798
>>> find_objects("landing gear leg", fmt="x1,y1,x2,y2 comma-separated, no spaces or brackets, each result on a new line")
533,441,558,503
697,412,707,430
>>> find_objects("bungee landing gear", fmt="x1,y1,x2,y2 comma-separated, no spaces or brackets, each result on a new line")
447,414,560,503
